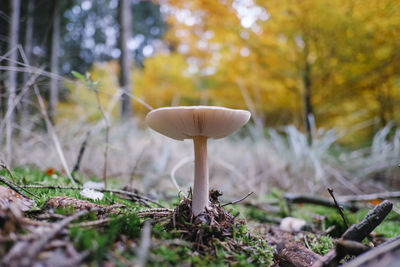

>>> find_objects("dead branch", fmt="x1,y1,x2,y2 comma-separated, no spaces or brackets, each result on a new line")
342,200,392,242
335,240,370,256
341,236,400,267
338,191,400,202
221,191,254,207
328,188,349,229
72,217,111,228
21,184,165,208
284,193,359,212
0,175,38,199
312,200,393,267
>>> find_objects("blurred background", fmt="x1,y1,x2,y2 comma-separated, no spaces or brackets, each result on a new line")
1,0,400,198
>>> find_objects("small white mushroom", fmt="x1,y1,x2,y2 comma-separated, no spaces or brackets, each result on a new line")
280,217,307,232
146,106,251,215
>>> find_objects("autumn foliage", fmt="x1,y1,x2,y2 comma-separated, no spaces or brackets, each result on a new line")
65,0,400,144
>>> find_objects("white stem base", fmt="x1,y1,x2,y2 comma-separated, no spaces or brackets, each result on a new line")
192,136,209,216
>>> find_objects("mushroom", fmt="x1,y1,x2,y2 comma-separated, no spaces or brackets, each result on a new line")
146,106,251,215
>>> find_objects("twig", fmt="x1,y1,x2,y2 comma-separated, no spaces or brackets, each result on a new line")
91,84,110,189
33,85,76,185
72,217,111,228
72,130,90,174
221,191,254,207
328,188,349,229
21,184,165,208
0,175,39,199
312,200,393,267
0,162,17,182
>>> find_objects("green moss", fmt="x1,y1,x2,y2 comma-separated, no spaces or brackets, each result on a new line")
69,214,141,262
150,222,274,266
291,204,357,237
306,233,334,255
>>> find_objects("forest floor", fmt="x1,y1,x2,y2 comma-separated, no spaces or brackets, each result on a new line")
0,168,399,266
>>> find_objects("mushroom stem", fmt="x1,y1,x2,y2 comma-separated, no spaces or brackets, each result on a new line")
192,136,209,215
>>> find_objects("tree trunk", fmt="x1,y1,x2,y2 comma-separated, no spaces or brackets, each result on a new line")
302,43,313,144
49,0,60,122
118,0,133,120
22,0,35,121
6,0,21,164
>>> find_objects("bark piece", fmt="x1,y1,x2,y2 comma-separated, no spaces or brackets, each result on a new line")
268,227,322,267
276,239,322,267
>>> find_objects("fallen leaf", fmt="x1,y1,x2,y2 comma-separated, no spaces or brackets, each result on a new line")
45,168,55,176
368,199,383,206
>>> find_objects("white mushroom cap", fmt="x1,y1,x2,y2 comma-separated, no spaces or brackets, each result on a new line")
146,106,251,140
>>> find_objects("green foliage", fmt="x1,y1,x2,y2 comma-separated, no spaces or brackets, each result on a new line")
69,214,141,262
271,188,290,217
71,71,100,91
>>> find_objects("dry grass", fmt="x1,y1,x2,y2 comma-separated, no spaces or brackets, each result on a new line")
5,117,399,200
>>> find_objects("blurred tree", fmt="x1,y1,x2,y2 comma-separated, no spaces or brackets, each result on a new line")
21,0,35,120
118,0,133,119
49,0,60,122
6,0,21,164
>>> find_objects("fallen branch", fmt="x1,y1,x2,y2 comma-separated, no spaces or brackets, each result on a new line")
221,191,254,207
21,184,165,208
284,193,359,212
312,200,393,267
0,175,39,199
338,191,400,202
72,217,111,228
335,239,370,256
341,236,400,267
